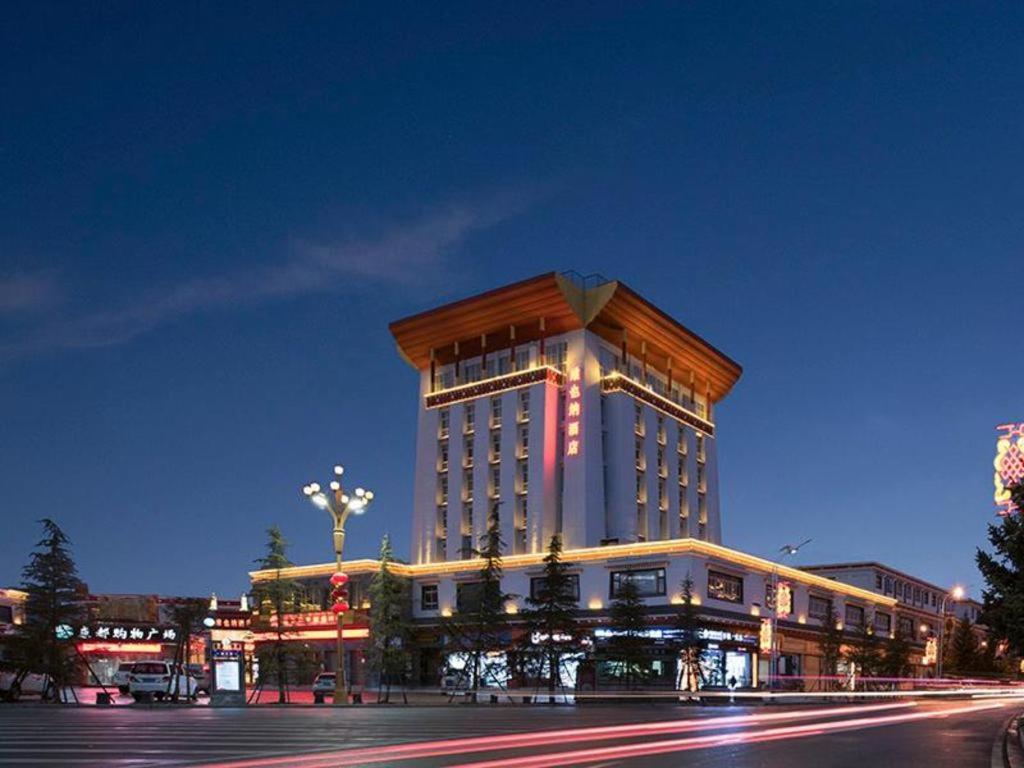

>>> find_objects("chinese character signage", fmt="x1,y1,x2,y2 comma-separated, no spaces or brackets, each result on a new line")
566,365,582,457
54,623,177,643
995,424,1024,516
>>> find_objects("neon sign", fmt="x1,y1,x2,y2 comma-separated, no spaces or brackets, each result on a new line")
994,423,1024,515
55,623,177,642
566,366,582,457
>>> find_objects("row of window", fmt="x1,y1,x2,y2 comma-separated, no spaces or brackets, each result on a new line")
433,342,569,391
874,572,941,609
598,347,708,418
634,404,709,542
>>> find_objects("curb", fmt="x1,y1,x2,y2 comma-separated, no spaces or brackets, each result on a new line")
994,712,1024,768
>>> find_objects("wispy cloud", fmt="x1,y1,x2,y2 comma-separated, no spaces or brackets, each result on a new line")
0,272,60,313
1,197,526,358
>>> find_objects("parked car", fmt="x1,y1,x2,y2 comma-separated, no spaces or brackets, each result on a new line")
128,661,198,701
113,662,140,694
187,663,211,695
312,672,336,697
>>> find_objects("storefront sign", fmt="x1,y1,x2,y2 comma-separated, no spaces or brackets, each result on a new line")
55,623,177,642
565,366,582,457
759,618,773,653
995,423,1024,515
775,582,793,618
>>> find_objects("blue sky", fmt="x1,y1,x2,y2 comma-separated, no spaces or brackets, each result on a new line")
2,3,1021,598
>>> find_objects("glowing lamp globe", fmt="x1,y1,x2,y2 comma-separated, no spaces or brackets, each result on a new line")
330,572,349,586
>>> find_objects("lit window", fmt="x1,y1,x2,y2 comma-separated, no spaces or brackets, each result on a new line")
421,585,439,611
707,570,743,603
610,568,666,598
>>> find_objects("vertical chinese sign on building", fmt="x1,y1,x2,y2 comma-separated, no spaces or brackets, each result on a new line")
566,365,582,457
994,423,1024,516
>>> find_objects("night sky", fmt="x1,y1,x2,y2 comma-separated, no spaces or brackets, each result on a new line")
2,3,1021,599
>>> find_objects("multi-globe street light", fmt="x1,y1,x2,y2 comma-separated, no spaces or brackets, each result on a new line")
302,464,374,704
768,539,811,689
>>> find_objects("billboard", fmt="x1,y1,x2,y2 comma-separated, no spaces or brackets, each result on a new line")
994,423,1024,516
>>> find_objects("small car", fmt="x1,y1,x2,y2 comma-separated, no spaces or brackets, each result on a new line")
312,672,336,697
128,661,198,701
112,662,139,694
187,663,211,695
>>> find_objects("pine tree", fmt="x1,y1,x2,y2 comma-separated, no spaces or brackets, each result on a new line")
251,526,297,703
817,602,843,691
521,535,584,694
674,577,707,692
879,625,912,685
15,519,86,702
368,534,411,703
844,623,882,689
608,580,648,689
442,506,514,700
977,483,1024,655
947,617,979,675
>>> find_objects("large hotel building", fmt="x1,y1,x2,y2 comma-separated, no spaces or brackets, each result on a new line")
249,272,972,689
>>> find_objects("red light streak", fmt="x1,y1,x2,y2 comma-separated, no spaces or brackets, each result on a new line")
446,701,1007,768
198,702,914,768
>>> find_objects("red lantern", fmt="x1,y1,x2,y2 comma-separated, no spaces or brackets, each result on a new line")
330,572,349,586
332,601,349,613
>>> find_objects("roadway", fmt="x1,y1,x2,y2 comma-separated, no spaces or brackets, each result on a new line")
0,696,1018,767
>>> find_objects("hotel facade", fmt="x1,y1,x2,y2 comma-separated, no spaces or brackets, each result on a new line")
250,272,961,689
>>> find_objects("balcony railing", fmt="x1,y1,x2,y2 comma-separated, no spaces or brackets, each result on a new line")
425,366,565,409
602,372,715,436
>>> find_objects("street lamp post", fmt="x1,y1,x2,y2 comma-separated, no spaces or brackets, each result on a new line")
936,585,965,681
302,465,374,705
769,539,811,690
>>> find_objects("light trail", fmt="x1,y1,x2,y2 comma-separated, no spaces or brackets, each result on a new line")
197,702,915,768
447,701,1009,768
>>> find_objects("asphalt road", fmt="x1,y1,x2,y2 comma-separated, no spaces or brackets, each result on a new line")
0,697,1018,767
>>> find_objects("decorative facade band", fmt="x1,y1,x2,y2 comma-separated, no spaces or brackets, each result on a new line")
601,372,715,436
424,366,565,409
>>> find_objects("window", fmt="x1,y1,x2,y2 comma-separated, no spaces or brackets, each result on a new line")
518,425,529,457
544,341,567,371
530,574,580,602
518,390,530,421
490,396,502,427
634,404,645,434
884,576,893,595
490,430,502,461
464,360,482,383
809,595,832,622
456,582,482,612
0,605,12,623
898,616,914,638
635,438,646,470
677,429,688,455
515,347,531,371
707,570,743,603
421,585,439,611
464,407,475,433
461,502,473,531
913,587,921,605
439,408,450,438
517,460,528,493
696,433,705,461
874,612,891,634
656,416,666,444
463,437,474,466
845,604,865,629
490,465,501,497
931,592,937,608
438,442,449,471
463,471,473,501
437,474,448,505
875,573,883,590
610,568,666,598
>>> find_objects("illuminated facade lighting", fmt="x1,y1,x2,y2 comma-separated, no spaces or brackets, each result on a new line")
994,423,1024,515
